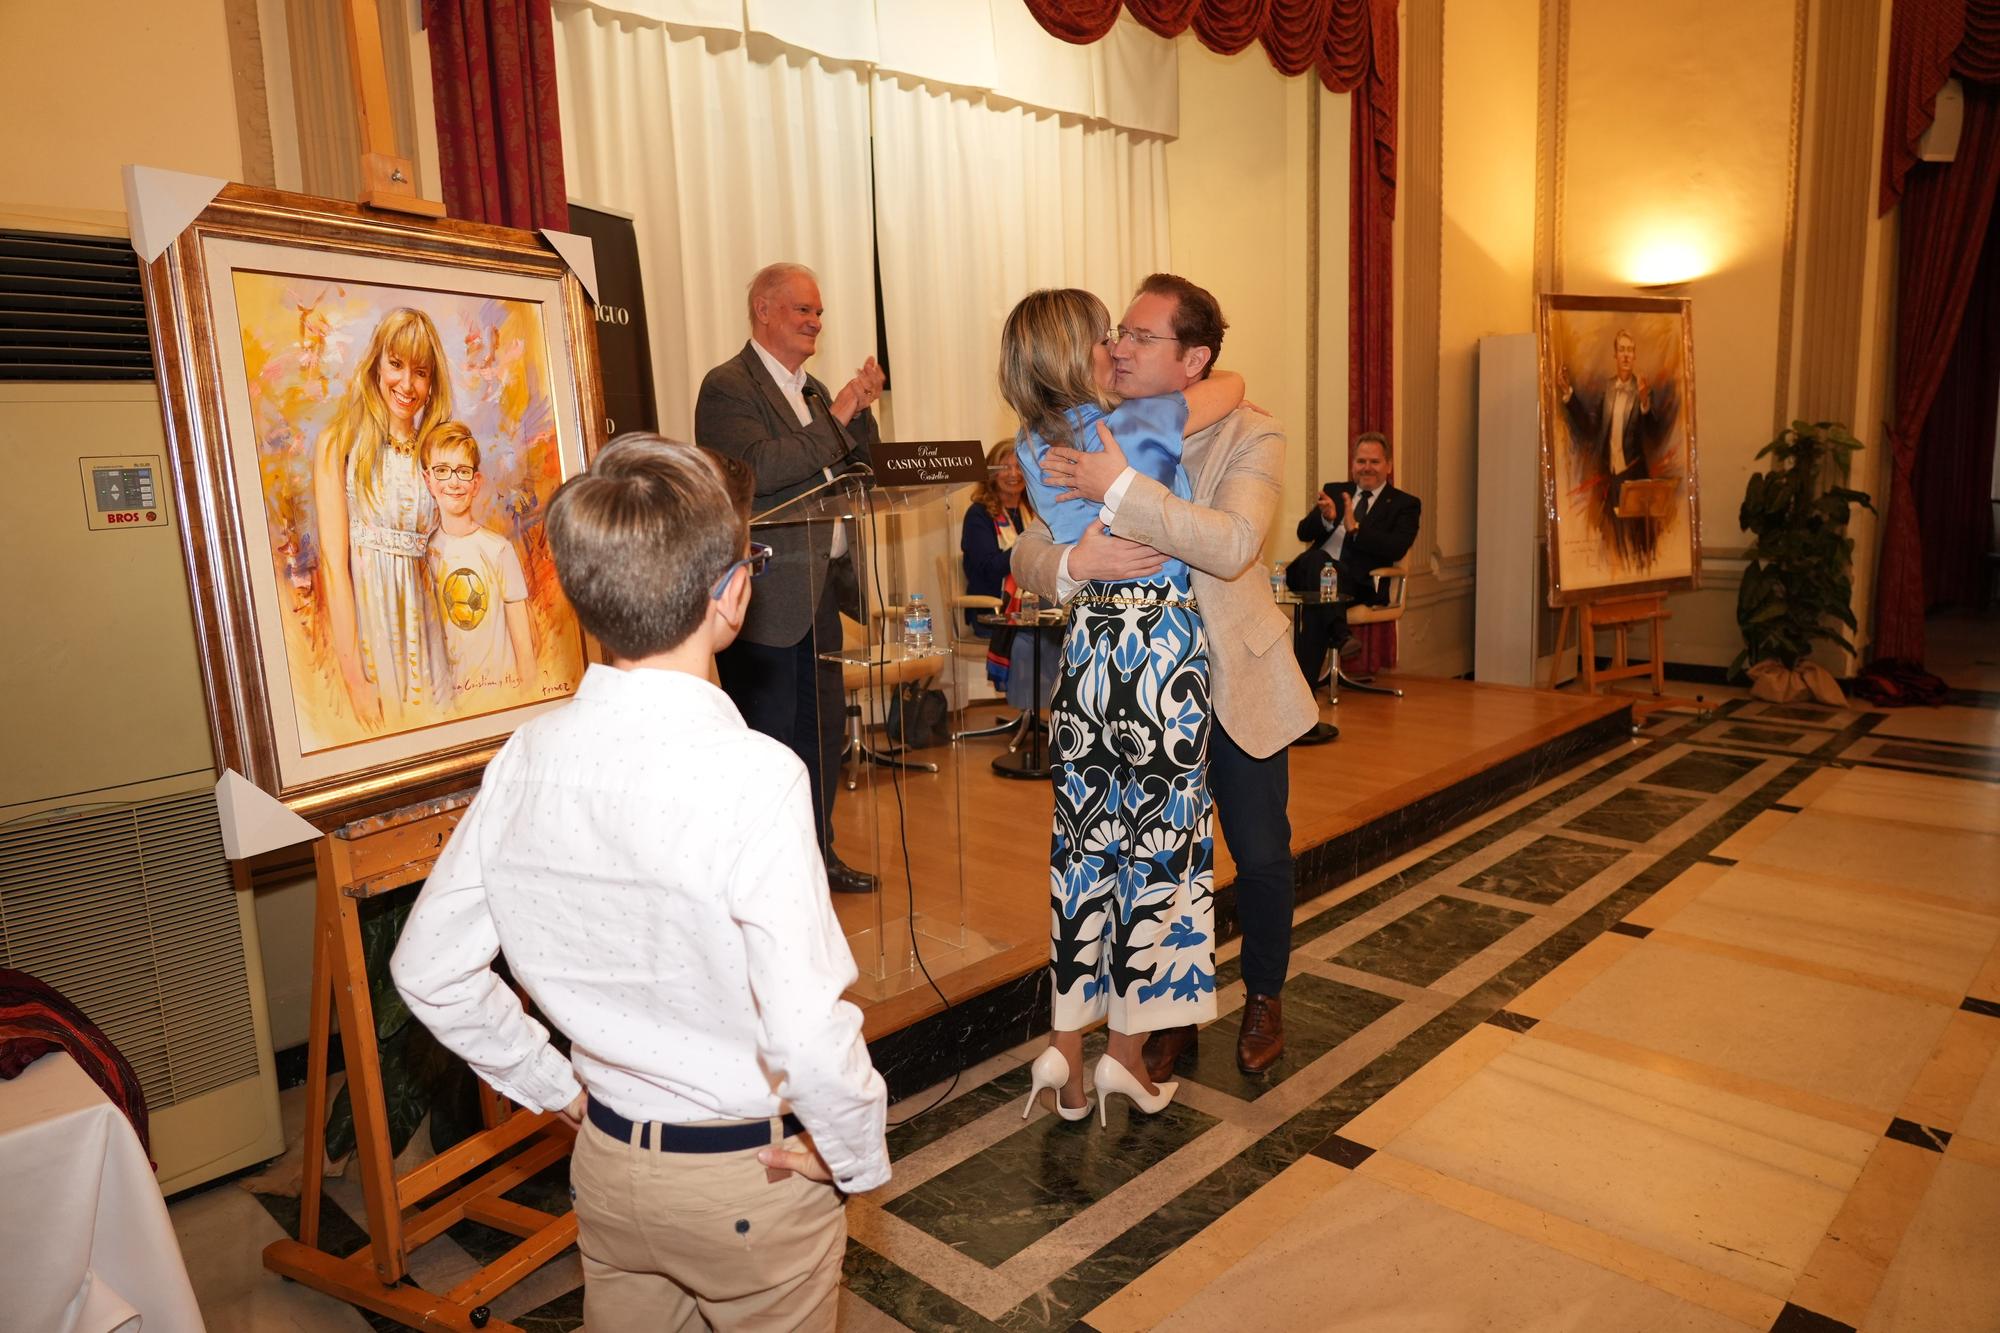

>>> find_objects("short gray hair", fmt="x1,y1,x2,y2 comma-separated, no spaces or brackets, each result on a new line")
747,262,817,326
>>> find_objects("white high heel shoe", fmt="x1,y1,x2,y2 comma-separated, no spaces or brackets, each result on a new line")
1022,1046,1094,1121
1093,1053,1177,1126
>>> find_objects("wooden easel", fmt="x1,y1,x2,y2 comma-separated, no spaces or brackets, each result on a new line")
262,791,576,1333
1549,592,1676,707
344,0,446,218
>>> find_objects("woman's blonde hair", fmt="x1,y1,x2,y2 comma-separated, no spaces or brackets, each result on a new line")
969,438,1034,522
320,308,452,506
998,288,1113,453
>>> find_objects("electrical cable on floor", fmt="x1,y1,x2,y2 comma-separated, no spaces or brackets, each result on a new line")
846,483,962,1126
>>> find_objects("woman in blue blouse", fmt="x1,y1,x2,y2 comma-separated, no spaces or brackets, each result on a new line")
999,287,1243,1124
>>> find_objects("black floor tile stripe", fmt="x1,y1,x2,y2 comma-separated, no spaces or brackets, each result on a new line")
1768,1301,1857,1332
1884,1117,1954,1153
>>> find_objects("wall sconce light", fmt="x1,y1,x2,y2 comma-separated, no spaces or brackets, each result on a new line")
1627,236,1710,294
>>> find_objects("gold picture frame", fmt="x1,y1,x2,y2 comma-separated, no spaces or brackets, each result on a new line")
139,184,604,828
1537,293,1702,606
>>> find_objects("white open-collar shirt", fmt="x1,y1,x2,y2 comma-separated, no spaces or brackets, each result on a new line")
391,663,890,1192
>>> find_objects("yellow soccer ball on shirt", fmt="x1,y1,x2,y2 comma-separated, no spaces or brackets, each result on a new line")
439,565,490,630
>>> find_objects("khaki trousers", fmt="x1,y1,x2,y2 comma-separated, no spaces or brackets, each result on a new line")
570,1115,847,1332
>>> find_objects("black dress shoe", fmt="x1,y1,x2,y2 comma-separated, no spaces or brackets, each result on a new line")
1336,635,1364,661
1292,721,1340,746
825,853,878,894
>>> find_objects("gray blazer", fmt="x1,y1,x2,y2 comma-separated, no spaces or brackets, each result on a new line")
1012,404,1316,758
695,341,878,647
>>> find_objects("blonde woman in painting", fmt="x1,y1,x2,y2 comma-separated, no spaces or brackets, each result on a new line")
313,307,454,726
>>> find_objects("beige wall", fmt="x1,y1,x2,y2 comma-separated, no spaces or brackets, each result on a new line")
1166,36,1347,560
0,0,243,228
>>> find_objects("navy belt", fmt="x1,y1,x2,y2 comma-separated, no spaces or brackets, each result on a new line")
587,1099,803,1153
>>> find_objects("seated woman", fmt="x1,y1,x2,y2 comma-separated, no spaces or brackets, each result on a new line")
961,440,1060,711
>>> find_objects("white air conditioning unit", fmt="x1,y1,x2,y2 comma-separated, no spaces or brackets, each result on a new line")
0,369,284,1193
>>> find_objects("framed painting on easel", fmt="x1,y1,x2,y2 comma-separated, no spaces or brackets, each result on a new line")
1536,293,1702,606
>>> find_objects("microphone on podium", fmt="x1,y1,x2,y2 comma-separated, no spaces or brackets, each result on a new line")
803,381,869,475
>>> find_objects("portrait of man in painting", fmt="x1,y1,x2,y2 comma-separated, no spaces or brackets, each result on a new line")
232,273,586,753
1539,296,1700,601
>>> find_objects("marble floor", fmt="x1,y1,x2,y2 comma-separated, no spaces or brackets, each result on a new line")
170,668,2000,1331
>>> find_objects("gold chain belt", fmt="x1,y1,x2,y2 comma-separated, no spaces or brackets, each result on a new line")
1069,593,1200,612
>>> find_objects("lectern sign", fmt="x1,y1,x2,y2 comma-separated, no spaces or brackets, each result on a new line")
872,439,985,488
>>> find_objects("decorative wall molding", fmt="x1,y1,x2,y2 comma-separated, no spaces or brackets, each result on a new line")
1792,0,1884,427
1531,0,1569,305
1400,0,1446,570
1306,85,1322,485
1771,0,1810,432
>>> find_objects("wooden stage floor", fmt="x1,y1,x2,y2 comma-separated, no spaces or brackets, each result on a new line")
828,675,1628,1039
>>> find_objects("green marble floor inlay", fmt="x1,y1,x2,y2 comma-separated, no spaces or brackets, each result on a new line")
1644,749,1765,794
1719,723,1808,747
1563,786,1705,842
1459,834,1630,905
1873,742,2000,774
881,1094,1217,1267
1759,704,1846,724
1331,894,1533,988
1181,972,1401,1097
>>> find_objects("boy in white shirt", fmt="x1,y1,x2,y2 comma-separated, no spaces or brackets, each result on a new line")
391,434,890,1332
421,422,536,707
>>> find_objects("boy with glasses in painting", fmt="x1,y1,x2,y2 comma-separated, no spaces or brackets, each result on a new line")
392,434,889,1332
421,422,536,708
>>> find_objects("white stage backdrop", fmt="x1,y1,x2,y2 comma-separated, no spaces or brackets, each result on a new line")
553,0,1173,444
870,79,1171,445
553,5,878,440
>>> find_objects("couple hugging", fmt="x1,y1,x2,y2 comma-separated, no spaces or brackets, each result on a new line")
1004,275,1317,1122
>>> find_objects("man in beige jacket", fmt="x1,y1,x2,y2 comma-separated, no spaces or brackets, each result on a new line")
1013,273,1318,1077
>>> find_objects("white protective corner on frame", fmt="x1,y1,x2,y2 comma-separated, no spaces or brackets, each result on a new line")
539,228,599,304
122,164,231,264
214,768,322,861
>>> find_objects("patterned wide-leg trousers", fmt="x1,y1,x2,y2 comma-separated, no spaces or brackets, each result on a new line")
1047,582,1216,1035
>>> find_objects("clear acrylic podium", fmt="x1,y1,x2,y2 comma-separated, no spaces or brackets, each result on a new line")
750,470,993,998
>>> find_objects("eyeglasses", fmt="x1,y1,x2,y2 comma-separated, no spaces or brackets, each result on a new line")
1108,325,1180,349
427,464,477,481
709,541,774,600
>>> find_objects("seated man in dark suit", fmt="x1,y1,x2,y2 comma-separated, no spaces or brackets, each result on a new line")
696,262,883,894
1284,432,1421,687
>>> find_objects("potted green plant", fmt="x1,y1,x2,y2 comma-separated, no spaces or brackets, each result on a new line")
1732,420,1874,704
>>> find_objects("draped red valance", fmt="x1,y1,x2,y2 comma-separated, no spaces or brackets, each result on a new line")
1021,0,1391,97
1881,0,2000,215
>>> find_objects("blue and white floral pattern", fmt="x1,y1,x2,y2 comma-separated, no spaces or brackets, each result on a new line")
1047,578,1216,1033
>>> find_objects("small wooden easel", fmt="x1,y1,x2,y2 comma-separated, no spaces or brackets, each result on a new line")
262,791,575,1333
1549,592,1670,697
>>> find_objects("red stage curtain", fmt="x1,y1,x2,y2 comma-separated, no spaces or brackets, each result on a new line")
425,0,569,231
1876,87,2000,662
1914,197,2000,607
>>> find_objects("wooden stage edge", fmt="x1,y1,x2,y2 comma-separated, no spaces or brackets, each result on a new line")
854,678,1633,1048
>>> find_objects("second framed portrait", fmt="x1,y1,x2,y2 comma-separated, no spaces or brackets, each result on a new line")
140,184,605,827
1537,293,1702,605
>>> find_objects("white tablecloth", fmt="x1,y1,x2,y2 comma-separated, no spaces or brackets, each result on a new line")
0,1052,204,1333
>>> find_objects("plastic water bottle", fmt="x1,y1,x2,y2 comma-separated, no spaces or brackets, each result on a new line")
1270,562,1286,599
1318,560,1336,600
905,593,933,653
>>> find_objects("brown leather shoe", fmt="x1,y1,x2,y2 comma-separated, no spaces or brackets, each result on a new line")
1142,1024,1197,1084
1237,994,1285,1074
